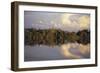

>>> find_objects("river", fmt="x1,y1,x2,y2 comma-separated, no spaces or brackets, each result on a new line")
24,43,90,61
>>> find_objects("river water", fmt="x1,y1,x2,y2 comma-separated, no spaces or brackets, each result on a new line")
24,43,90,61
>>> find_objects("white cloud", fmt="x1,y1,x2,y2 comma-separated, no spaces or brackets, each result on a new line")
25,11,90,32
60,13,90,32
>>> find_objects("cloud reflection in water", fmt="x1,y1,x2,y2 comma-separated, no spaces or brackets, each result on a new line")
60,43,90,59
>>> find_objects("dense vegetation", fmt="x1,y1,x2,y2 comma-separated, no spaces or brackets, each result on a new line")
24,28,90,46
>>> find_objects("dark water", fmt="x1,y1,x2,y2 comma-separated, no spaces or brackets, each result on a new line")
24,43,90,61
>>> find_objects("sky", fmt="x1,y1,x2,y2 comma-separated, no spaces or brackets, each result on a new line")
24,11,90,32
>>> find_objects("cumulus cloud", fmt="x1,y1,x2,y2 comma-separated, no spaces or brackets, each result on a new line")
60,13,90,32
24,11,90,32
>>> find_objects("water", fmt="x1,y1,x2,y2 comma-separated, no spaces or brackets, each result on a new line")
24,43,90,61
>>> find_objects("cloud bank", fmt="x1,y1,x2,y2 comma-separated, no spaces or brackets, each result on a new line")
24,11,90,32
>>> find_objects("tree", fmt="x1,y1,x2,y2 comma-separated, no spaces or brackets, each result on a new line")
77,30,90,44
66,32,79,42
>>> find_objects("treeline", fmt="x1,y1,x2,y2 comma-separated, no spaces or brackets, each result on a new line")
24,28,90,46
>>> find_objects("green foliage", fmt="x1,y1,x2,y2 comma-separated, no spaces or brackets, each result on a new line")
25,29,90,45
66,32,79,42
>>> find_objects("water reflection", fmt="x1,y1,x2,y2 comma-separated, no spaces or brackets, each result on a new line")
60,43,90,59
24,43,90,61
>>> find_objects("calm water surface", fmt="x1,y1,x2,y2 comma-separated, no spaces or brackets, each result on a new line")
24,43,90,61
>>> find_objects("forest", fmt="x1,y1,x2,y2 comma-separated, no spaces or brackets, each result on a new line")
24,28,90,46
